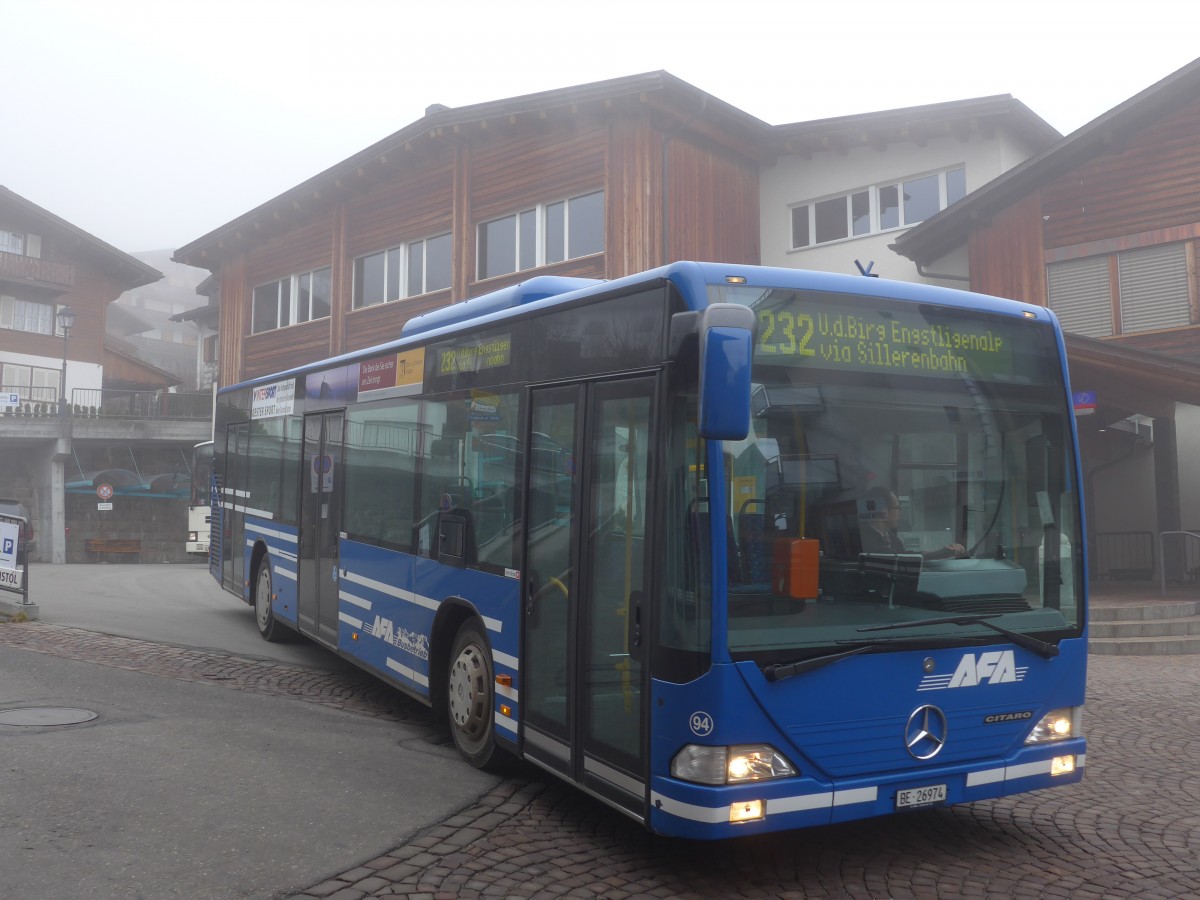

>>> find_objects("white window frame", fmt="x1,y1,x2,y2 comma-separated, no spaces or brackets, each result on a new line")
0,231,24,255
789,167,965,250
250,266,332,335
352,232,452,310
477,189,604,280
1,362,59,402
7,297,55,334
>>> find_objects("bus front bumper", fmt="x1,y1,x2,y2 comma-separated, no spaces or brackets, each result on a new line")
648,738,1086,839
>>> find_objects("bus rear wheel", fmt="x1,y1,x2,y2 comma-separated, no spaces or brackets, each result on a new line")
446,619,500,769
254,560,286,643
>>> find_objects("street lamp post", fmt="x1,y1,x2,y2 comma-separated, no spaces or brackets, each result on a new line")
57,305,75,416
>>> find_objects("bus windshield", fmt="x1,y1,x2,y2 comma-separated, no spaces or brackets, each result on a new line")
713,286,1083,664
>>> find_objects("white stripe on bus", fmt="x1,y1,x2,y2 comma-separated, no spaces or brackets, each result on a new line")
495,681,519,702
385,657,429,688
492,649,518,670
339,590,372,611
340,570,438,613
339,569,503,634
225,504,274,519
494,711,517,735
338,611,363,629
244,521,297,544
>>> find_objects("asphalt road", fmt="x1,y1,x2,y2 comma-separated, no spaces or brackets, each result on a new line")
28,561,337,669
0,563,498,900
4,564,1200,898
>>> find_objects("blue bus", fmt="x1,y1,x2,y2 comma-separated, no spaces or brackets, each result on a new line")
209,262,1086,839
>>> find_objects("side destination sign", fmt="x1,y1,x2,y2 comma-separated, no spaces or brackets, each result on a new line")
359,347,426,398
752,292,1028,383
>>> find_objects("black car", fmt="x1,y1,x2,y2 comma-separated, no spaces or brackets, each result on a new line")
0,498,36,564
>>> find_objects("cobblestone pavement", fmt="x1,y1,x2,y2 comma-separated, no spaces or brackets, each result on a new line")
3,621,1198,899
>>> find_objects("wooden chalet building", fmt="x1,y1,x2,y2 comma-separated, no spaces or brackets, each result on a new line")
893,57,1200,579
174,72,774,384
0,186,165,562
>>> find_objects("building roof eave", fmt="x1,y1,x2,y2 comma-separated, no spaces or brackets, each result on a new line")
1065,331,1200,408
893,56,1200,265
173,70,778,269
0,185,163,290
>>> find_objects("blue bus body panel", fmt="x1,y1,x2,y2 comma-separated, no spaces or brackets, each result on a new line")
648,638,1086,838
334,539,522,748
241,515,300,624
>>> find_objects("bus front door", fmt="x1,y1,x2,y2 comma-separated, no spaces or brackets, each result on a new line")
522,376,655,822
298,410,344,646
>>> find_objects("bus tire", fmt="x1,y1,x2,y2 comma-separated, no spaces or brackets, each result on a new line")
254,559,287,643
446,619,500,769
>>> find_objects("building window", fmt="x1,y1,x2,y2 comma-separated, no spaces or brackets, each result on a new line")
477,189,604,280
353,232,452,309
0,231,24,255
251,266,332,334
202,334,219,364
790,167,966,249
1047,257,1112,337
1,362,59,402
1047,242,1190,338
1118,243,1190,333
0,296,55,334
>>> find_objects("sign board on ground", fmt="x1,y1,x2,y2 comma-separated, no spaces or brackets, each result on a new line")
0,519,23,594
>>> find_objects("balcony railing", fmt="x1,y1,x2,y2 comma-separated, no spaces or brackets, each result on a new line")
1,386,212,420
0,250,75,288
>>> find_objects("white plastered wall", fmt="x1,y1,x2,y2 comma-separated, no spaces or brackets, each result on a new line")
759,129,1037,284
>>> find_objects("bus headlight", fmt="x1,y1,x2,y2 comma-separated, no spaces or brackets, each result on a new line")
1025,707,1081,743
671,744,797,785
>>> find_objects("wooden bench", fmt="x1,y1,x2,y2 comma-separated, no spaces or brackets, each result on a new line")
85,538,143,563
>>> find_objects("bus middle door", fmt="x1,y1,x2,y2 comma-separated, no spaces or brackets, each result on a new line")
298,410,344,646
522,376,656,822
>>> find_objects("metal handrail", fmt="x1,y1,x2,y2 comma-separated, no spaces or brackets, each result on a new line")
1158,530,1200,596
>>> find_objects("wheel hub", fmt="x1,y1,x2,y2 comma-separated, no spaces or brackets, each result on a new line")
448,646,486,734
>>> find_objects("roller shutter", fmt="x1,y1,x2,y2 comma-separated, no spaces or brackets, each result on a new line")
1118,243,1190,334
1047,256,1112,337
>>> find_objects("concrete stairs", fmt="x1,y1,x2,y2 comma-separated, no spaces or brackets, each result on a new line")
1089,598,1200,655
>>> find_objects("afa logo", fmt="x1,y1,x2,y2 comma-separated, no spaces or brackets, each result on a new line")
365,615,431,660
919,650,1027,691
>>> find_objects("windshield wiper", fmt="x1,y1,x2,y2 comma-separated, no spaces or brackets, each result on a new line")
762,644,879,682
857,614,1059,659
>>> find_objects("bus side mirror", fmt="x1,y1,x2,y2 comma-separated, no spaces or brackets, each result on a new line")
698,304,755,441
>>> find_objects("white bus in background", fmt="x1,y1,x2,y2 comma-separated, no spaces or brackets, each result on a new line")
187,440,214,556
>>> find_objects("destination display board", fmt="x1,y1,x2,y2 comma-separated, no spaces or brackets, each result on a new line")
435,333,512,376
747,291,1049,384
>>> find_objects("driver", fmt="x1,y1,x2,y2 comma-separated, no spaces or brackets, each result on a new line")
861,486,965,559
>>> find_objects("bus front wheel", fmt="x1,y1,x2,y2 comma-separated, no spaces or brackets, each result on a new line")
446,619,500,769
254,560,286,643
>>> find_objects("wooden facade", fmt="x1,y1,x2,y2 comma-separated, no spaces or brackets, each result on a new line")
891,57,1200,544
962,93,1200,364
176,75,771,384
0,186,161,375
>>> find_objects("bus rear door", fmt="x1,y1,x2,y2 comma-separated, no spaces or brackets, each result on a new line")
298,410,345,646
521,375,656,822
